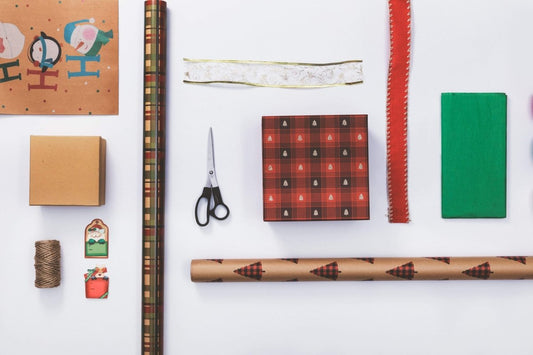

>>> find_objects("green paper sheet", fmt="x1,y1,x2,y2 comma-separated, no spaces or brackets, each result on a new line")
441,93,507,218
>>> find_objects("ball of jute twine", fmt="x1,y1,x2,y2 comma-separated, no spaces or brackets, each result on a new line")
34,240,61,288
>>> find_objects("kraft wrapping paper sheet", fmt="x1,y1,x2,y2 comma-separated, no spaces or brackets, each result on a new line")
191,257,533,282
0,0,118,115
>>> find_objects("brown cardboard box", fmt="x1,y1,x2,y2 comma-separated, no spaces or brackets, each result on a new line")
30,136,106,206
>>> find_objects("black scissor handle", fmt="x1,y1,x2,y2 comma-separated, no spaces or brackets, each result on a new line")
209,186,230,220
195,187,212,227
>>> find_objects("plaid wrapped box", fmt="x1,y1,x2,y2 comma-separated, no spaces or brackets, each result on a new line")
262,115,370,221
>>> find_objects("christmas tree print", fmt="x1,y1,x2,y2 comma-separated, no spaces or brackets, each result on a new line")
427,257,451,264
262,115,369,222
309,262,340,280
354,258,375,264
462,262,493,280
498,256,527,265
386,262,417,280
233,262,265,281
281,258,299,264
208,259,224,264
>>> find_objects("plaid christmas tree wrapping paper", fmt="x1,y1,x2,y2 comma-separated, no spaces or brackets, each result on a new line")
262,115,370,221
191,257,533,282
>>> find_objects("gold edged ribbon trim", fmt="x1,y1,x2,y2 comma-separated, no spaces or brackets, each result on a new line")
183,58,364,88
183,58,362,66
182,80,364,89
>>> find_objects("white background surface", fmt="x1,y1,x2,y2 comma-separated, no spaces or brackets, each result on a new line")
2,0,533,354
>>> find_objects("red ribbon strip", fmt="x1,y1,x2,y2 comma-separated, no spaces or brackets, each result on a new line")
386,0,411,223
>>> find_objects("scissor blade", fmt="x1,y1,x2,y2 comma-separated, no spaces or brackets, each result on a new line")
207,127,218,186
207,127,215,170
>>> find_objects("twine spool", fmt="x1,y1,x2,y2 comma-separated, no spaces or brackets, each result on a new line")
34,240,61,288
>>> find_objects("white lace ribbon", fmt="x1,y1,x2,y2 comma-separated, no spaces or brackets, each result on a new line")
183,58,363,88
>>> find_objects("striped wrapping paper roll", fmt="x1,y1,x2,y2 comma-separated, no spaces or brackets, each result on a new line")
143,1,167,354
191,257,533,282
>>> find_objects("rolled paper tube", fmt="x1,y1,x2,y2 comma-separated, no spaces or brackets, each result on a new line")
191,257,533,282
143,1,167,354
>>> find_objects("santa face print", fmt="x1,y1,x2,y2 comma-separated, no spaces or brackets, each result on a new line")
28,32,61,72
70,25,98,55
0,21,25,59
84,219,109,258
86,228,107,244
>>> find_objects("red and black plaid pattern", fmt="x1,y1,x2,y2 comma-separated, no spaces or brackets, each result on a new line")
462,262,493,280
233,262,264,281
499,256,527,264
386,261,417,280
262,115,369,221
310,262,340,280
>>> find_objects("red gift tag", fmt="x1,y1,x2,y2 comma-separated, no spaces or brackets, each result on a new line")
84,266,109,299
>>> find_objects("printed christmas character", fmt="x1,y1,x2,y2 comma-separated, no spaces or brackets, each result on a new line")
90,266,109,280
85,219,109,258
0,21,25,59
84,266,109,299
28,32,61,72
64,18,113,56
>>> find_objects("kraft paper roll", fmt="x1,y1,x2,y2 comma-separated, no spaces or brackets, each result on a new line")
191,257,533,282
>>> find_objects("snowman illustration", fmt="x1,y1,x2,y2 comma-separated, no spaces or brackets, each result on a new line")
64,18,113,56
0,21,25,59
28,32,62,72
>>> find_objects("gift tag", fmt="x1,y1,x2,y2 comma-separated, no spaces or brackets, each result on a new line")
84,219,109,258
84,266,109,299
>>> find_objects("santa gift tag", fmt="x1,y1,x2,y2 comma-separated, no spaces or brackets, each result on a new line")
84,265,109,299
85,219,109,258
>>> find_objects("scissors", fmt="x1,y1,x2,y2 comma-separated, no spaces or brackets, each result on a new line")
195,127,230,227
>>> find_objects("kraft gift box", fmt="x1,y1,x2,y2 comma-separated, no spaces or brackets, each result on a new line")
30,136,106,206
